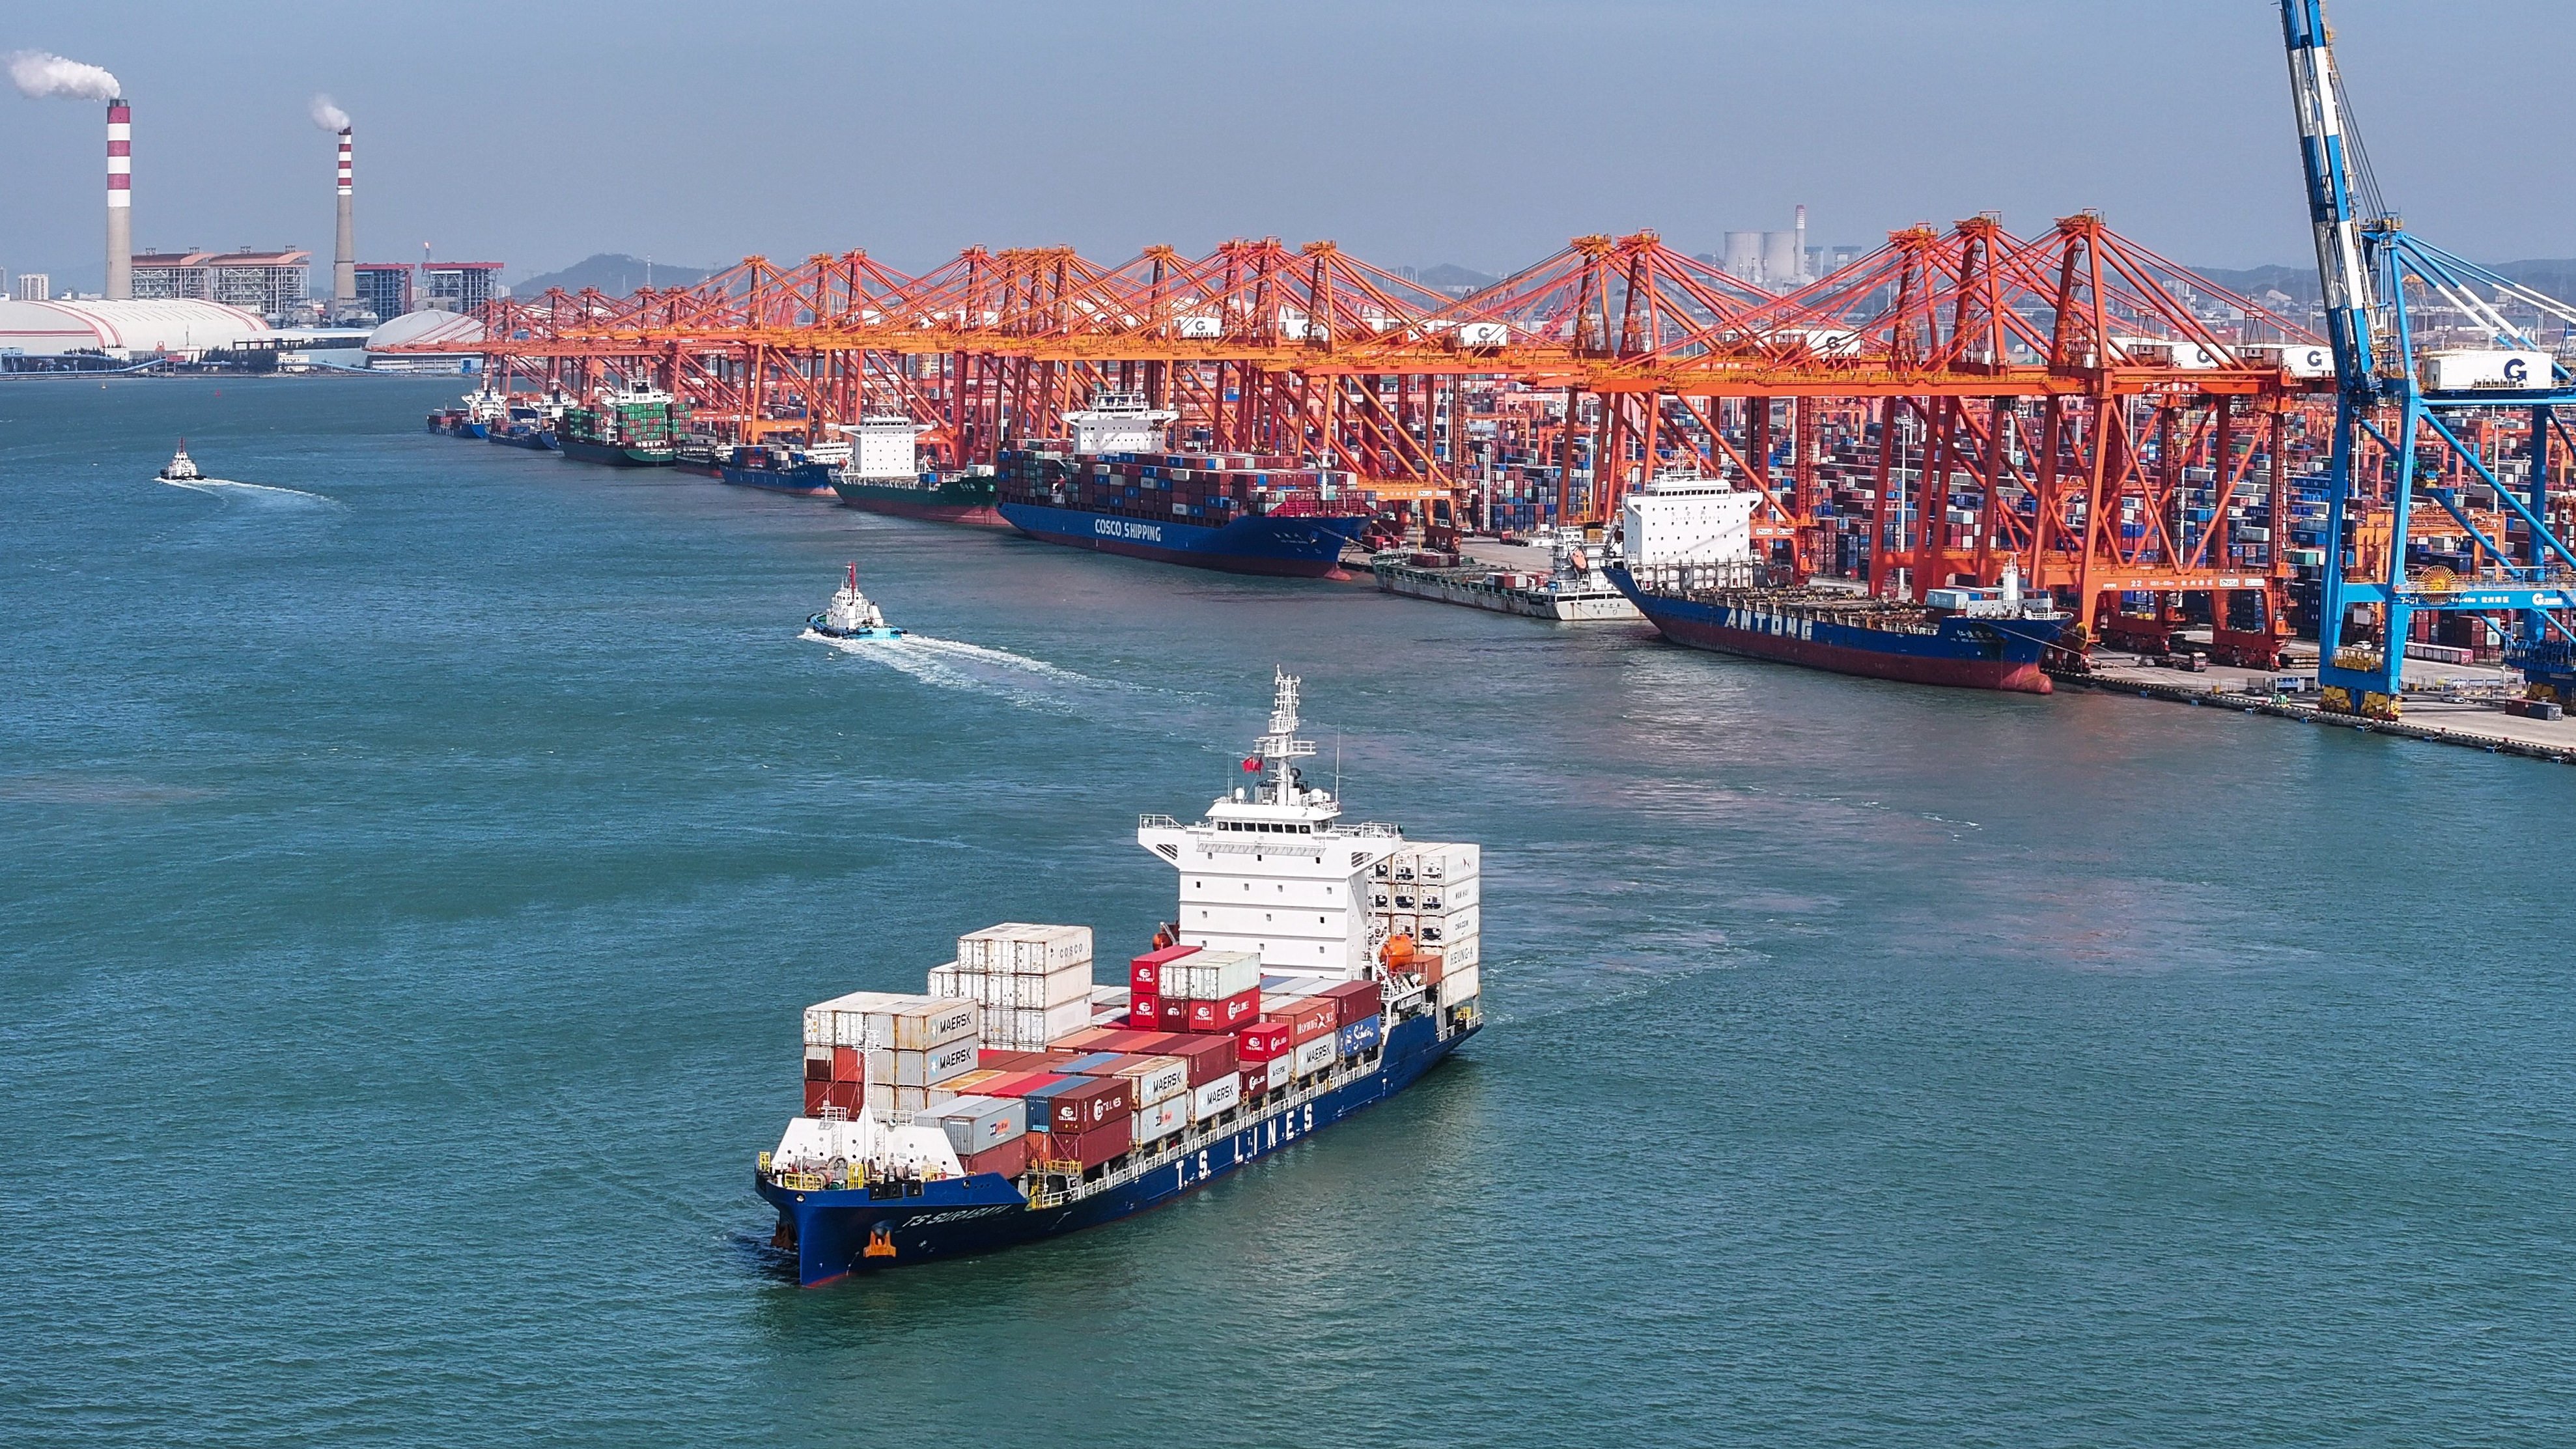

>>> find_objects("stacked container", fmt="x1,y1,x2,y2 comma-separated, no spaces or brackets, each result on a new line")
801,991,985,1116
932,923,1096,1050
1149,947,1263,1034
1369,843,1483,997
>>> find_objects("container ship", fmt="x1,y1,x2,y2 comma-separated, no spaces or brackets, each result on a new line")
426,388,507,439
558,387,685,468
829,415,1003,526
1606,470,2069,693
1373,535,1642,622
995,392,1371,578
716,440,845,498
755,671,1485,1286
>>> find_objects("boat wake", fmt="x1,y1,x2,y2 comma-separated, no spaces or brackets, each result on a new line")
802,628,1088,711
160,477,335,503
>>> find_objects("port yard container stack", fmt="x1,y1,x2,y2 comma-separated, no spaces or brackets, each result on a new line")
932,923,1095,1049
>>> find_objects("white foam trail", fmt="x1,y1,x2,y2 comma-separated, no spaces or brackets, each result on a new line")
800,630,1084,711
160,477,335,502
903,635,1089,681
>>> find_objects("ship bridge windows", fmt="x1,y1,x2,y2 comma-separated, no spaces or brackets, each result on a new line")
1216,820,1316,834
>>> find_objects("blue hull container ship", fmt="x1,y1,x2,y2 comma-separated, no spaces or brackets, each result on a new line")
1606,470,2071,694
756,671,1485,1286
994,390,1372,579
716,441,845,498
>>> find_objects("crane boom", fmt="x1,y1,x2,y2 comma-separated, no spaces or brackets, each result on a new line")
2279,0,2378,395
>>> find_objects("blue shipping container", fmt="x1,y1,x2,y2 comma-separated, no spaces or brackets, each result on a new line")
1338,1015,1382,1058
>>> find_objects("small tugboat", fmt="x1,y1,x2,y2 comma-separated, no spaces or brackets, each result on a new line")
806,563,904,640
157,441,202,482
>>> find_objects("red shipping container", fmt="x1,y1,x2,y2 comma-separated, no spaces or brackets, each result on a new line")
1043,1114,1134,1168
1160,1034,1239,1086
1088,1029,1166,1054
832,1046,861,1083
1156,996,1190,1032
1234,1017,1293,1062
1320,979,1382,1026
1130,943,1199,991
1052,1028,1125,1053
802,1080,828,1116
1046,1076,1133,1132
978,1048,1052,1072
975,1071,1067,1099
804,1049,832,1083
1239,1067,1271,1101
1280,997,1339,1045
962,1136,1031,1179
1184,987,1259,1034
1128,994,1161,1030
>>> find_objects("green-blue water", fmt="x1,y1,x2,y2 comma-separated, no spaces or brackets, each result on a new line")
3,377,2569,1446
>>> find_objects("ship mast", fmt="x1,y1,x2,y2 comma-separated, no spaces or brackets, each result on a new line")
1256,668,1320,808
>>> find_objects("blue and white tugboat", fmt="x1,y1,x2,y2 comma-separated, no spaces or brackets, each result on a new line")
805,562,904,640
156,441,202,482
755,670,1485,1285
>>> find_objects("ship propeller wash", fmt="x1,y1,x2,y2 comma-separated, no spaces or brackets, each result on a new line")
756,669,1485,1286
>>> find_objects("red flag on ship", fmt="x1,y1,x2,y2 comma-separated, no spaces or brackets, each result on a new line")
1242,757,1263,772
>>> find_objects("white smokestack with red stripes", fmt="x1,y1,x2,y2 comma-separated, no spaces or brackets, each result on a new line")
107,98,132,300
313,95,355,305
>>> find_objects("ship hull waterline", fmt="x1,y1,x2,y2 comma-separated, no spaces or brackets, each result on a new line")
998,501,1366,579
831,480,1005,528
758,1011,1474,1287
559,438,675,468
1609,565,2060,694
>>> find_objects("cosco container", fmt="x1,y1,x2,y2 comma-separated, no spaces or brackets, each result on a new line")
1190,1074,1243,1121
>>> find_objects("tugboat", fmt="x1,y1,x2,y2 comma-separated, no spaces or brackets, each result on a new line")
805,563,904,640
157,441,202,482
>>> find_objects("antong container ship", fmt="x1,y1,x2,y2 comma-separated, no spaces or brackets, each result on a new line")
1608,470,2069,693
995,392,1370,578
557,387,685,468
756,671,1485,1286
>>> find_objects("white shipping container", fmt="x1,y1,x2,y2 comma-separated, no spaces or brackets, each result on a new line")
982,999,1091,1050
2421,348,2553,392
1116,1055,1190,1106
1413,905,1480,946
1414,874,1481,914
1166,948,1263,1000
1292,1036,1338,1076
923,1094,1028,1157
1433,935,1481,973
1377,841,1479,884
958,922,1093,974
925,963,961,998
1190,1075,1242,1121
1437,965,1482,1008
997,961,1094,1009
1132,1095,1186,1145
1455,321,1509,347
863,1083,960,1116
1262,1055,1293,1093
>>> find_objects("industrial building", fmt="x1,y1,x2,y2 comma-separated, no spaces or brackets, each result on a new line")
353,263,413,323
0,296,269,359
15,274,51,302
130,248,311,320
422,261,503,313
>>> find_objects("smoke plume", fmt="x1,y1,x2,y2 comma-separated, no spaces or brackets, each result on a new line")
310,94,350,132
8,50,120,101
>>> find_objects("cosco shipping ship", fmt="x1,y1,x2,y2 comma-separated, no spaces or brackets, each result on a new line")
995,391,1371,578
757,673,1484,1285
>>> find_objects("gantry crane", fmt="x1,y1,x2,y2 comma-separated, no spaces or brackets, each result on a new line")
2283,0,2576,716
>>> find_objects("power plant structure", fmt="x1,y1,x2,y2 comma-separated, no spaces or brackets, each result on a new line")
333,125,356,311
106,98,132,300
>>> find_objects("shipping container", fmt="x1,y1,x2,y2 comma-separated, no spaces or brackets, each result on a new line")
982,999,1091,1050
1056,1050,1125,1076
804,1046,833,1082
1156,996,1190,1033
1338,1015,1383,1058
973,1070,1067,1099
1130,942,1199,991
1046,1076,1133,1132
804,992,981,1052
942,1068,1004,1096
1041,1114,1134,1168
957,922,1095,974
1104,1052,1190,1107
923,1094,1029,1157
1277,996,1339,1045
1046,1030,1123,1056
962,1135,1032,1179
1159,1034,1239,1086
1184,987,1261,1033
1261,1054,1292,1093
865,1083,959,1116
1130,1095,1186,1146
1319,979,1382,1027
1128,993,1162,1030
1190,1073,1243,1121
1436,965,1481,1008
1234,1018,1294,1062
1164,948,1263,1001
1290,1035,1337,1077
978,1048,1057,1072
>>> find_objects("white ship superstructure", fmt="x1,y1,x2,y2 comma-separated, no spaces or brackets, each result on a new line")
1065,389,1178,455
1139,670,1402,979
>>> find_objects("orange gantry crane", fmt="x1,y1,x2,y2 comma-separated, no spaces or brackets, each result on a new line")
412,214,2334,666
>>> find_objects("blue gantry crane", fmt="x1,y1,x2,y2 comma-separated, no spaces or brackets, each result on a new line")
2281,0,2576,718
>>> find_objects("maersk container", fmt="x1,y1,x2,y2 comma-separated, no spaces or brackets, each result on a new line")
1106,1053,1190,1106
925,1094,1028,1157
1337,1015,1382,1058
807,994,981,1052
1132,1095,1186,1146
1190,1074,1243,1121
1290,1035,1337,1077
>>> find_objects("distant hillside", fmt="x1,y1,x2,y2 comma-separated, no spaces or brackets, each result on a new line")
2192,259,2576,306
1415,262,1499,294
509,253,714,297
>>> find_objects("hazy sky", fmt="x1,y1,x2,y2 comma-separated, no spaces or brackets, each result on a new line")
3,0,2566,291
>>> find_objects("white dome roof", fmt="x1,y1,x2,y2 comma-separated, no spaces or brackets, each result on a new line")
366,309,485,349
0,298,269,358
